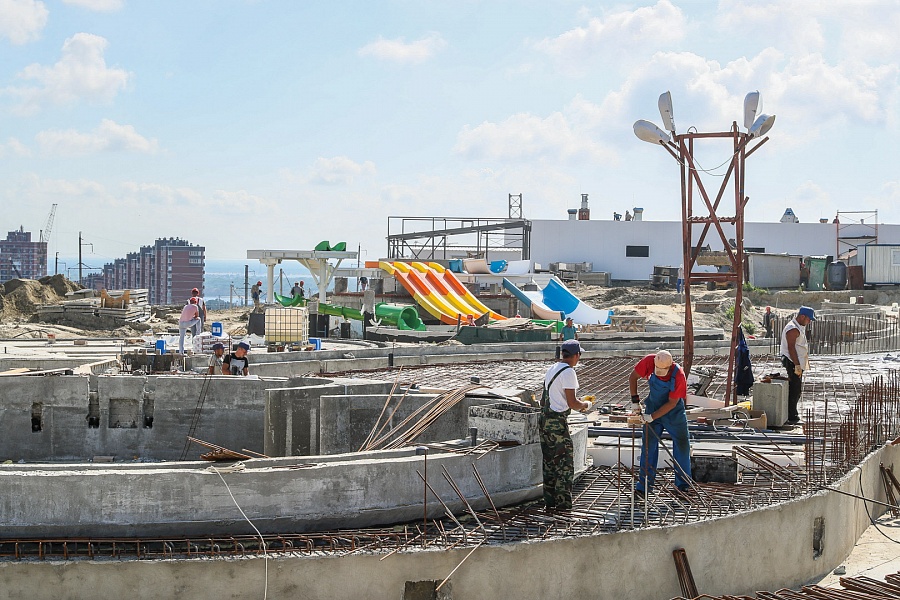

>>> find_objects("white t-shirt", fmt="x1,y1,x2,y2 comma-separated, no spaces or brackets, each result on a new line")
544,362,579,413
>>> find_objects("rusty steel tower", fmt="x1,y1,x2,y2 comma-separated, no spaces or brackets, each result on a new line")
634,91,775,404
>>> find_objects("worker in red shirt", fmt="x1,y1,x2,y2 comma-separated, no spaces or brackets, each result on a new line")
628,350,692,495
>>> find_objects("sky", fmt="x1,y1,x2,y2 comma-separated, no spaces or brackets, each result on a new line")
0,0,898,266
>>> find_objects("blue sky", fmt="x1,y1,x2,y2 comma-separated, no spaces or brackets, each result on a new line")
0,0,898,263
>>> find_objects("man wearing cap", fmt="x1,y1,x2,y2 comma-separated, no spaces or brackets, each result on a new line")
291,281,305,300
178,297,201,355
628,350,692,494
207,342,225,375
540,339,593,511
561,317,578,341
780,306,815,425
190,288,207,333
251,281,262,311
223,342,250,376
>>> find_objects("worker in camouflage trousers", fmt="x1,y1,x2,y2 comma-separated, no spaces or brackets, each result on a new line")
540,340,593,511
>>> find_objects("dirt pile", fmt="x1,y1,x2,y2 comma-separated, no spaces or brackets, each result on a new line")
0,275,82,322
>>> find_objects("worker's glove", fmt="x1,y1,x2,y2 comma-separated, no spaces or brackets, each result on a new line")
631,395,642,414
794,365,803,377
581,398,594,413
641,413,654,424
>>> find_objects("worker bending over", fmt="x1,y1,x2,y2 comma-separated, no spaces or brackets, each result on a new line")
628,350,692,495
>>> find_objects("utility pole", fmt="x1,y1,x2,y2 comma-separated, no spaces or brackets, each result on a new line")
55,252,59,275
244,265,249,306
78,232,82,285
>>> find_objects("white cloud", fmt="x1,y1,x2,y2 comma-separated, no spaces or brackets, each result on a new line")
0,0,48,44
716,1,825,55
358,32,446,65
306,156,376,185
535,0,685,73
62,0,123,11
0,137,31,157
118,182,273,213
36,119,158,155
455,110,616,165
717,1,900,62
6,33,131,114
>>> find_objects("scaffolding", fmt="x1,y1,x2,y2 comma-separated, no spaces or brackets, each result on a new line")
836,209,878,260
386,216,531,261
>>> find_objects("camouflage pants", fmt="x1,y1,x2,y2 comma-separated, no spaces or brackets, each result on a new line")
540,409,573,510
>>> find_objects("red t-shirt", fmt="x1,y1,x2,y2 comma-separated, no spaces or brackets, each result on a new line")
634,354,687,400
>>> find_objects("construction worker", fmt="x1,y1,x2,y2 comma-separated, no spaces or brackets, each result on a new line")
177,298,201,355
291,281,305,299
763,306,774,338
540,339,593,511
251,281,262,311
190,287,207,333
207,342,225,375
628,350,692,495
561,317,578,341
223,341,250,376
780,306,815,426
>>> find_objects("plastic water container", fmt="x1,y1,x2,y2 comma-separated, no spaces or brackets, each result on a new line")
155,339,166,354
211,322,223,336
309,337,322,350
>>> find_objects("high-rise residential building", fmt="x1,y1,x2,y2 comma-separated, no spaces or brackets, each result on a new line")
0,227,48,282
100,238,204,305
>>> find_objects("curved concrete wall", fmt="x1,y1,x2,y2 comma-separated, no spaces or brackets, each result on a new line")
1,442,891,599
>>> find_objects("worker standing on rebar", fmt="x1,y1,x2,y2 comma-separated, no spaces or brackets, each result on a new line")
540,339,593,511
780,306,815,426
628,350,692,495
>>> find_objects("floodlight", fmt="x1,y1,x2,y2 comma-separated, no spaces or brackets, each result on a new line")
633,120,671,144
743,91,761,130
658,91,675,133
748,113,775,138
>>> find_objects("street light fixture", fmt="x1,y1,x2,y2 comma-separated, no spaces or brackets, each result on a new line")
633,90,775,405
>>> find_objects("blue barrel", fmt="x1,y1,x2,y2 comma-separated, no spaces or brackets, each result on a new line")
309,337,321,350
155,340,166,354
211,321,223,336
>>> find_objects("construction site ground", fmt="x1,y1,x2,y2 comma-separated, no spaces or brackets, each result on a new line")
7,275,900,342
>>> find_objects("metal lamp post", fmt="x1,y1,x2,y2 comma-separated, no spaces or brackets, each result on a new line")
634,91,775,404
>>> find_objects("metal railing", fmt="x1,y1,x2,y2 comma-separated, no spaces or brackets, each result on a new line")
768,313,900,356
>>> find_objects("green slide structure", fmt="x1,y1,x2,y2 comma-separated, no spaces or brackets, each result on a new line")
318,302,427,331
314,240,347,252
274,292,308,307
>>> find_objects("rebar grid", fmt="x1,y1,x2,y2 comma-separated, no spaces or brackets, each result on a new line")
0,356,896,564
671,570,900,599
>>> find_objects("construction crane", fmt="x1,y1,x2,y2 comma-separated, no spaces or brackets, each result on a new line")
40,203,58,243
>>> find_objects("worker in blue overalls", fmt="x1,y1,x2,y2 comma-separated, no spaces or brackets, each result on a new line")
628,350,692,495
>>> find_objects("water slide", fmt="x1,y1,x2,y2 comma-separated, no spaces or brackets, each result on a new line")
274,292,308,307
319,302,426,330
380,261,506,325
503,277,612,325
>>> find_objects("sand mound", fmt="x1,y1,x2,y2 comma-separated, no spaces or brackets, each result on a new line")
0,276,82,321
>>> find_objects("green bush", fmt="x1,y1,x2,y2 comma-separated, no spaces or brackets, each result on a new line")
743,282,769,294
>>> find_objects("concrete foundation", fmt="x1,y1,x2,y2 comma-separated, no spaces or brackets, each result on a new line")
0,441,892,600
